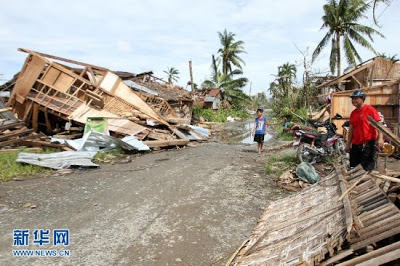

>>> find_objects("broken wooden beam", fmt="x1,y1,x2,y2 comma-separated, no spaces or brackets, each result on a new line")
0,121,25,131
18,48,109,72
20,139,73,151
370,172,400,184
0,127,33,142
340,241,400,266
368,116,400,147
0,147,43,154
336,166,355,235
143,139,189,148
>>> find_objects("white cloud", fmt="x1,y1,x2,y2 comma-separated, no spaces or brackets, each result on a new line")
0,0,398,97
116,40,133,52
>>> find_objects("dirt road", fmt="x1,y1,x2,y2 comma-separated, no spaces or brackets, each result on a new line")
0,122,288,265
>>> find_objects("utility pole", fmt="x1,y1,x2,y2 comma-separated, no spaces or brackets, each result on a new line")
188,60,194,92
249,82,252,96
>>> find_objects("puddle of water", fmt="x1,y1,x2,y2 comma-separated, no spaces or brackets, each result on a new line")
240,122,272,144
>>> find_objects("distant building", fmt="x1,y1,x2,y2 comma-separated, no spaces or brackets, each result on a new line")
203,88,222,110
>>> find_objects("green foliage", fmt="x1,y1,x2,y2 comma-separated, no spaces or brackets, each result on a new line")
93,148,125,162
163,67,180,84
271,124,295,141
193,106,250,122
202,30,249,107
265,153,298,176
249,92,270,110
0,149,54,182
312,0,384,76
217,29,246,75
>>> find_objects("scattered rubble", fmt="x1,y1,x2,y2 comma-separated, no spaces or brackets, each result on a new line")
228,165,400,265
0,48,212,169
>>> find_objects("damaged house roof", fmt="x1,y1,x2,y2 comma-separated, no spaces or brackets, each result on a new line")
317,56,400,90
115,71,192,102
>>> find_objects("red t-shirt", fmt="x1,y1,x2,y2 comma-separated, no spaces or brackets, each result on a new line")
349,104,380,145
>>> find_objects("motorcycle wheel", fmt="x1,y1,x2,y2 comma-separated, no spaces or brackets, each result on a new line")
334,139,346,155
297,143,317,164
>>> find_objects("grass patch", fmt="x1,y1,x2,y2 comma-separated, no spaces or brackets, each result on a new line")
271,124,295,141
0,148,56,182
93,148,126,163
265,153,299,177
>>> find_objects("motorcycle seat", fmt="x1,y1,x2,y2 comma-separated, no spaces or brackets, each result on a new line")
303,131,322,138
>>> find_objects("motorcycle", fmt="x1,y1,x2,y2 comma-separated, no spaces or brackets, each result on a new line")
291,113,346,164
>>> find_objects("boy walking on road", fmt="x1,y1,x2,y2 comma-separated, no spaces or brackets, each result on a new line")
252,108,268,154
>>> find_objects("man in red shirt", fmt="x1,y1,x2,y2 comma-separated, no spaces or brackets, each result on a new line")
345,89,383,171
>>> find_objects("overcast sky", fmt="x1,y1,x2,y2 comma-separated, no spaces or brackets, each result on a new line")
0,0,398,96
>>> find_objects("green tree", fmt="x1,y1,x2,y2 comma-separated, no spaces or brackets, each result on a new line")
269,63,301,117
202,55,248,90
163,67,180,84
202,55,249,108
250,92,269,109
312,0,384,76
217,29,246,75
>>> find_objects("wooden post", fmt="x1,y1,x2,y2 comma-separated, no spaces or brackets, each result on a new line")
32,104,39,133
189,60,194,92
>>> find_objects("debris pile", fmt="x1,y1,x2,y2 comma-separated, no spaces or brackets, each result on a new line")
0,48,209,168
277,170,311,192
228,165,400,265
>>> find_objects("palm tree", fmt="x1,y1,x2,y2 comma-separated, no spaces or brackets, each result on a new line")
202,55,248,90
372,0,391,26
202,54,249,108
312,0,384,76
274,63,297,99
163,67,180,84
217,29,246,75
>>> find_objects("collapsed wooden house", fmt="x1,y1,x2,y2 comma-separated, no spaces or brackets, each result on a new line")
228,165,400,265
115,71,193,124
330,80,400,135
316,57,400,135
317,57,400,92
4,48,203,148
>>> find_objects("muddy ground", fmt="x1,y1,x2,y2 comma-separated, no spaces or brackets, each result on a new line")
0,121,291,265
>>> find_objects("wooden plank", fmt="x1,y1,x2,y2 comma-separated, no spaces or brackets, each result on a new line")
18,48,109,71
351,75,362,86
20,101,33,122
42,67,61,85
339,173,368,200
0,147,43,154
0,121,25,131
53,72,75,93
32,104,39,132
0,107,12,113
336,167,354,234
370,172,400,184
339,241,400,266
0,127,33,142
20,140,72,151
358,214,400,235
169,126,189,140
143,139,189,148
0,134,33,147
320,249,353,266
368,115,400,146
43,108,52,133
351,226,400,250
10,55,46,103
